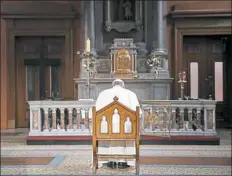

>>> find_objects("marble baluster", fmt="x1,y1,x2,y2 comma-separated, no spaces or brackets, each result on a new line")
171,108,177,131
204,108,207,132
179,108,185,131
68,108,73,131
188,108,193,131
196,108,203,132
76,109,81,130
84,108,89,130
59,108,65,132
51,108,58,132
43,108,49,132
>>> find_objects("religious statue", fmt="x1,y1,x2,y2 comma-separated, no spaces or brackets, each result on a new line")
123,0,133,20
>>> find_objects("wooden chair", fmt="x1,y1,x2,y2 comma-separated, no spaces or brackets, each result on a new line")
92,96,140,174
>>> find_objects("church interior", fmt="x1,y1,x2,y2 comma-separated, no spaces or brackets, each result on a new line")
0,0,231,175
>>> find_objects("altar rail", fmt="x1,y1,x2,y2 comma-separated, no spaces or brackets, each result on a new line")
28,99,216,136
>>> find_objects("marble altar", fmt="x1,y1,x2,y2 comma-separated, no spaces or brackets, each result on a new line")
76,1,172,101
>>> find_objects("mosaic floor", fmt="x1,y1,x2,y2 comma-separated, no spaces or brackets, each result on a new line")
1,128,231,175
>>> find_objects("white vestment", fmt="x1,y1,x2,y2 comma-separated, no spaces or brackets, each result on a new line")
95,84,141,168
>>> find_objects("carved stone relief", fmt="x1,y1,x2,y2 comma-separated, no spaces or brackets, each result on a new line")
137,59,149,73
97,59,111,73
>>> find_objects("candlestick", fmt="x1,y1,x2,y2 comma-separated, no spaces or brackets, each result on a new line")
86,38,91,52
178,71,187,100
76,39,98,99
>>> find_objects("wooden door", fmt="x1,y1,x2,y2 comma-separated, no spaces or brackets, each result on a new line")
15,36,64,128
183,36,208,99
205,36,226,118
183,36,227,122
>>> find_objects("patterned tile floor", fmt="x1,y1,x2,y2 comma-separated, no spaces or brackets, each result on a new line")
0,128,231,175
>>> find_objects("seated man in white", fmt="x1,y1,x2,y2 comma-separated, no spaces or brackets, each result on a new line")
95,79,141,169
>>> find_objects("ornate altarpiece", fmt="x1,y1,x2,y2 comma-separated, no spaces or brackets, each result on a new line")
110,38,138,78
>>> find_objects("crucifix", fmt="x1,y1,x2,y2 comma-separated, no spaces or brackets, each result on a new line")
24,40,60,100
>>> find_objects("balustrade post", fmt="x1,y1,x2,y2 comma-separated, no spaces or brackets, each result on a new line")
205,108,215,132
188,108,193,131
171,108,177,131
179,108,185,131
196,108,203,132
43,108,49,132
29,107,42,135
51,108,57,132
59,108,65,132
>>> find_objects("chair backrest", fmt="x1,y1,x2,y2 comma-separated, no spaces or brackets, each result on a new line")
92,96,140,140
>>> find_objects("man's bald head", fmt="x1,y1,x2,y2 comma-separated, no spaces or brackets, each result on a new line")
112,79,125,87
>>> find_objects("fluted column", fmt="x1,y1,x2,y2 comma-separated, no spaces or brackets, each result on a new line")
151,1,169,76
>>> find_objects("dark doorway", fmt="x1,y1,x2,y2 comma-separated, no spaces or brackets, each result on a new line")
15,36,65,128
183,35,231,128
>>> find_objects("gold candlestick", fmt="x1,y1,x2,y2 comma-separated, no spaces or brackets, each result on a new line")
77,38,98,99
178,71,187,100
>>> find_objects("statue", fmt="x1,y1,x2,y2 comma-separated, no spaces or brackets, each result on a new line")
123,0,133,20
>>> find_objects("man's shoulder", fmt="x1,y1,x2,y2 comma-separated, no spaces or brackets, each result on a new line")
124,88,136,96
98,88,112,97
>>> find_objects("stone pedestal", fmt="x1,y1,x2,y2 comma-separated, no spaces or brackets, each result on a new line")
74,78,172,100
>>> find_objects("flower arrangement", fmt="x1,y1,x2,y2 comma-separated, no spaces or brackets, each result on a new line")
147,55,163,69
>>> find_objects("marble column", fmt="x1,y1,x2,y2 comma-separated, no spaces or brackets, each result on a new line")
104,0,112,32
79,1,97,79
105,1,111,22
151,1,169,76
79,1,89,78
89,0,95,51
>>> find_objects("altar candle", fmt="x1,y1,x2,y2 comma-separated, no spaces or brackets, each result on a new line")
86,38,91,52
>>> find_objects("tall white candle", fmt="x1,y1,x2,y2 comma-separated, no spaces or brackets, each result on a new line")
86,38,91,52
